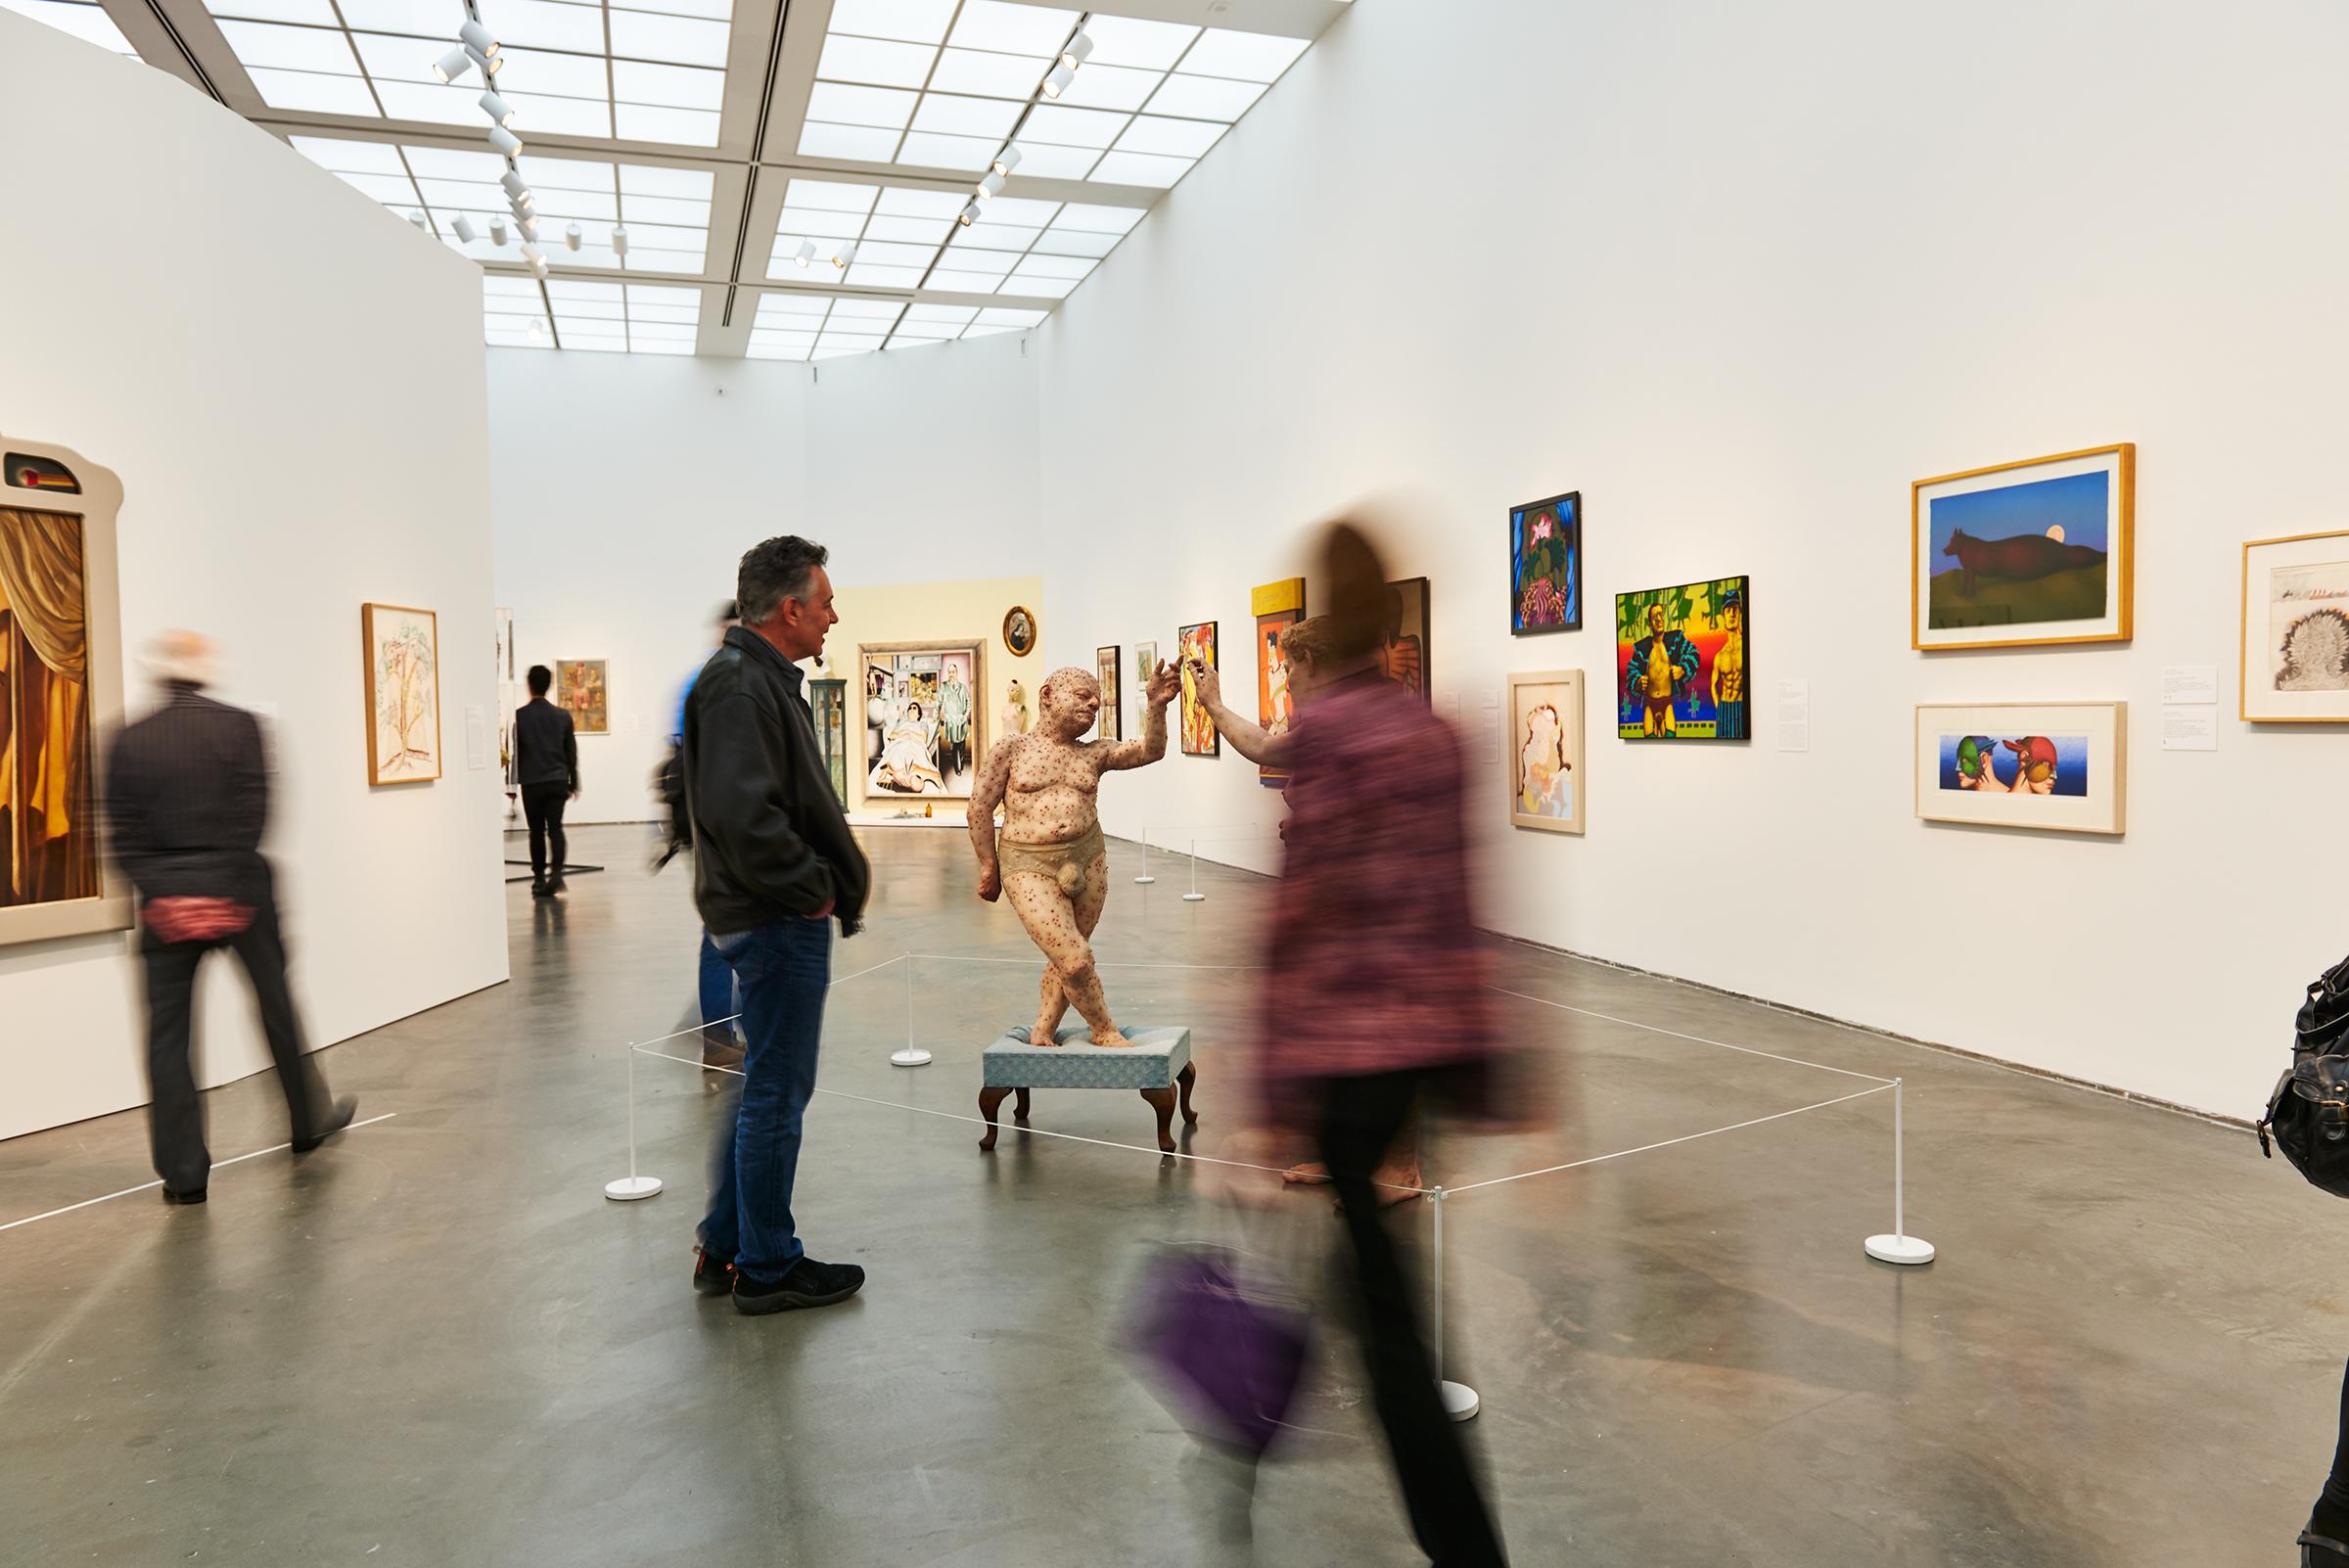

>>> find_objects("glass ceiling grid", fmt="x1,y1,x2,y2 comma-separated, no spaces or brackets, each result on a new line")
1,0,143,58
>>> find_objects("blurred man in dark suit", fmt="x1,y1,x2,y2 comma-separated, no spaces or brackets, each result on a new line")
514,663,579,898
106,631,354,1204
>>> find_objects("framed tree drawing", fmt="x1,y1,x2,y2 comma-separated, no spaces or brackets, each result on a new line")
1509,670,1585,834
0,433,131,945
362,603,441,785
2241,530,2349,721
1177,621,1219,757
1913,444,2134,650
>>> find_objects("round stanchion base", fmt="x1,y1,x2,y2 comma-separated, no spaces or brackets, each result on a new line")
891,1048,934,1068
1865,1232,1936,1266
605,1175,664,1202
1134,875,1157,885
1181,892,1207,903
1441,1380,1480,1421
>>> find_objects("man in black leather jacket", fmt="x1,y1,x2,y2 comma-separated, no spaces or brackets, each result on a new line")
683,535,872,1314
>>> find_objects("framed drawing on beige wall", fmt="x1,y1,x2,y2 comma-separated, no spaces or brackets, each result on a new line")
362,603,441,785
2241,530,2349,722
1508,669,1585,834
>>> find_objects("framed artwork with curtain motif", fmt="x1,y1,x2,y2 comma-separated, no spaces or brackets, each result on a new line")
0,434,131,945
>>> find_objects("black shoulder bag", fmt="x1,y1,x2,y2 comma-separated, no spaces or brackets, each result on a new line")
2256,952,2349,1199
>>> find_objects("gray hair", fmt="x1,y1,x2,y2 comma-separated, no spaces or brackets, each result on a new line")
736,535,829,625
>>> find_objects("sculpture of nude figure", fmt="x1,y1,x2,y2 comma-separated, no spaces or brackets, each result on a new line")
970,660,1181,1046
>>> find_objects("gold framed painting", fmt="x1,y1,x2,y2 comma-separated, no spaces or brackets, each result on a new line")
1912,443,2134,650
1913,702,2126,836
0,433,132,945
1508,670,1585,834
2241,530,2349,722
556,658,609,734
1251,577,1304,786
362,603,442,785
1002,605,1037,658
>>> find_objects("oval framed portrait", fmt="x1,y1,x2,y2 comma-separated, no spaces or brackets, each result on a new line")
1002,605,1038,657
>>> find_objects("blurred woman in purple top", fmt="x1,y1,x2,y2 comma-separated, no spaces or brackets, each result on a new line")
1190,520,1509,1568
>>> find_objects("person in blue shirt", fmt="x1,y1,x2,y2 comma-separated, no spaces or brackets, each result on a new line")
678,601,740,1074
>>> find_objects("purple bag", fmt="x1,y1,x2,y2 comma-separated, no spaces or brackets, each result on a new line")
1128,1245,1313,1458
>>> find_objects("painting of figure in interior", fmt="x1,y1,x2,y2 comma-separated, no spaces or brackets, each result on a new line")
862,644,981,799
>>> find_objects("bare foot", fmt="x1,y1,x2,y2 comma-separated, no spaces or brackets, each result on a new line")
1027,1020,1063,1047
1282,1162,1332,1185
1090,1027,1132,1047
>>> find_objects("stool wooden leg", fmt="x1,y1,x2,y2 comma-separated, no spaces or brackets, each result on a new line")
1014,1086,1032,1121
1176,1062,1198,1127
979,1086,1013,1152
1140,1087,1177,1152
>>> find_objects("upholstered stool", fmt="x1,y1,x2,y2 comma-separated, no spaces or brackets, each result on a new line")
979,1024,1199,1153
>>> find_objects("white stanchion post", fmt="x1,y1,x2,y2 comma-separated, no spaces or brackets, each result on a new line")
1432,1186,1479,1420
604,1046,664,1201
1135,825,1156,885
1865,1078,1934,1265
1181,835,1206,902
892,950,933,1067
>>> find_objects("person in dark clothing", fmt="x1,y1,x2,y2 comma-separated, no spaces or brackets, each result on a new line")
684,536,872,1315
513,664,578,899
2307,1366,2349,1564
105,631,354,1203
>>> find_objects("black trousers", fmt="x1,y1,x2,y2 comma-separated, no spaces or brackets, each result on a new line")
139,892,331,1193
1317,1071,1507,1568
522,782,569,880
2328,1356,2349,1505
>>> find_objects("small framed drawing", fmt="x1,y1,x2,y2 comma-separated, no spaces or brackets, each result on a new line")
2241,530,2349,722
362,602,441,785
1913,702,2125,836
1913,443,2134,650
1508,670,1585,834
1094,643,1122,742
1509,490,1581,634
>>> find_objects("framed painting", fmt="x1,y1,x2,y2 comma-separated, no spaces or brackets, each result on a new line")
1177,621,1219,757
1509,490,1582,634
1003,605,1038,658
1251,578,1304,785
1614,576,1749,741
1915,703,2125,835
861,640,984,801
809,677,850,807
362,603,442,785
1133,640,1158,697
1382,576,1431,703
1094,643,1122,742
1509,670,1585,835
1913,444,2134,650
0,434,131,945
2241,530,2349,721
556,658,609,734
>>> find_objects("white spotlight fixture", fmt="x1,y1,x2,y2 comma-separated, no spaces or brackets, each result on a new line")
458,18,497,58
516,214,539,243
452,213,479,243
564,222,581,252
1042,63,1074,99
480,89,516,128
976,170,1006,201
488,124,523,158
831,241,857,270
489,214,509,246
793,239,816,268
611,224,628,256
526,318,545,342
468,44,500,76
990,145,1021,178
407,209,428,229
957,201,980,226
522,243,547,277
1059,31,1092,69
500,169,531,205
433,45,472,83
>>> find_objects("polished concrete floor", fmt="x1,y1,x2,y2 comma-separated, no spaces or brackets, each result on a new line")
0,822,2337,1566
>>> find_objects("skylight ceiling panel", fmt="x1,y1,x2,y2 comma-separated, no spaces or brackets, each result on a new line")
629,246,707,272
609,8,728,67
816,332,889,352
806,81,917,128
553,299,626,319
1017,106,1129,149
206,0,337,25
622,0,731,20
565,336,629,352
13,0,136,51
811,346,870,360
929,271,1001,294
903,302,977,325
828,298,902,323
827,0,952,44
505,91,614,137
816,33,934,88
350,29,457,83
516,154,616,191
946,0,1074,57
1000,142,1097,179
218,18,361,72
775,206,867,240
756,294,833,320
1142,73,1262,120
631,337,695,353
874,186,965,219
936,248,1014,276
618,220,705,252
1115,115,1222,159
293,134,405,172
627,318,699,341
895,131,996,170
952,220,1039,251
476,0,604,51
847,263,927,288
925,48,1043,100
622,194,713,226
514,185,619,221
977,306,1045,327
495,44,614,98
1012,253,1092,281
845,239,935,267
332,168,423,204
416,174,513,208
862,214,950,245
615,104,720,145
405,143,508,178
247,69,382,115
746,342,812,360
1087,151,1189,188
550,277,624,299
621,163,714,199
629,302,701,323
612,61,723,110
335,0,459,36
959,320,1016,337
373,80,481,124
1176,27,1310,83
799,122,901,161
1052,64,1160,113
909,93,1020,140
626,283,697,308
1079,15,1196,69
1027,225,1116,258
977,194,1056,225
1004,275,1074,299
485,328,552,347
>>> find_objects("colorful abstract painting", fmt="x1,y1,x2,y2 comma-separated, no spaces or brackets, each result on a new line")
1614,576,1749,741
556,658,609,735
1913,444,2133,649
1510,490,1581,635
1508,669,1585,834
1178,621,1219,758
1914,703,2125,835
363,604,441,784
2242,530,2349,721
862,643,982,799
1251,579,1303,785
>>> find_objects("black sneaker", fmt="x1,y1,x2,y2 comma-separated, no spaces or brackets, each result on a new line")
161,1186,207,1205
530,879,553,899
692,1246,736,1297
292,1097,358,1153
733,1256,865,1315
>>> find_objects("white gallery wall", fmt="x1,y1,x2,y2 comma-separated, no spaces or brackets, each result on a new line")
0,14,509,1141
1031,0,2349,1121
487,331,1040,825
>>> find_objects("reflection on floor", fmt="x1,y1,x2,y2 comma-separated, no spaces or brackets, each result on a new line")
0,822,2331,1566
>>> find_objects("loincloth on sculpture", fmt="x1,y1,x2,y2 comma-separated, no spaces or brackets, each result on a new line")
996,822,1106,897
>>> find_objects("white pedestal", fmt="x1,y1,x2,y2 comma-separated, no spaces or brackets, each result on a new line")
891,1047,934,1068
1441,1380,1480,1421
1865,1232,1936,1266
604,1175,663,1202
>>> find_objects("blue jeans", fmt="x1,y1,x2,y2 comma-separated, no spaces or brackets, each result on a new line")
699,917,832,1282
697,929,738,1044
